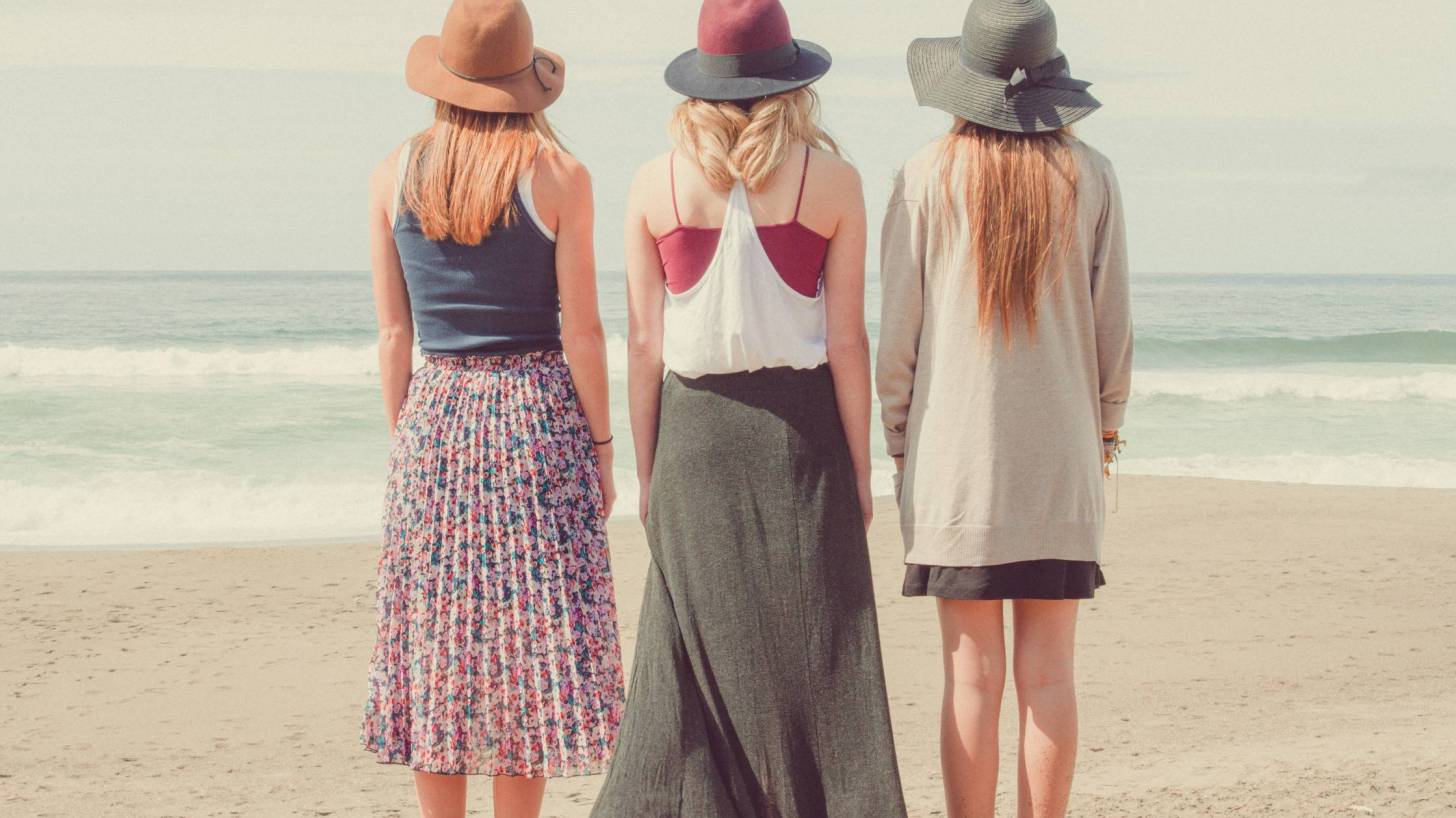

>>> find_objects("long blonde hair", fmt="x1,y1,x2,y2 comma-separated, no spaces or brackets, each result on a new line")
403,101,563,245
669,88,838,191
939,118,1079,344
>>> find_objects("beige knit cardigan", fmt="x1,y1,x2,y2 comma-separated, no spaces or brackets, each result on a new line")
876,137,1132,568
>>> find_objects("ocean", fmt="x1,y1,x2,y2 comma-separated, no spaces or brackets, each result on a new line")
2,271,1453,549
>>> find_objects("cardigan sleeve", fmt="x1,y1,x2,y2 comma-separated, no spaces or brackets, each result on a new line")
1091,161,1133,430
875,169,926,459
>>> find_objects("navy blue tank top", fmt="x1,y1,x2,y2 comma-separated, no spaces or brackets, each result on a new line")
392,144,562,356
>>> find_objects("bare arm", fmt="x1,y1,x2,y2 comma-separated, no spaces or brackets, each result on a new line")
369,151,413,433
548,154,616,517
822,164,873,529
875,169,924,473
623,165,667,525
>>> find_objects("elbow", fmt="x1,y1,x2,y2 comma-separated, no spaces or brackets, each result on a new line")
561,320,606,350
626,330,662,366
825,329,870,363
378,323,412,349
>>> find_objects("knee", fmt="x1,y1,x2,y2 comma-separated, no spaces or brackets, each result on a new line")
945,656,1007,696
1012,651,1074,696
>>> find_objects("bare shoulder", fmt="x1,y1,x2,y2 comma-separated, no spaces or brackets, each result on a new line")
368,144,406,211
370,145,403,192
809,147,861,190
632,151,674,191
535,146,592,193
618,151,669,212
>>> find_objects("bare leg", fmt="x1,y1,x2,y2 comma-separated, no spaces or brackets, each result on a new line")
1011,599,1080,818
938,598,1007,818
413,772,467,818
492,775,546,818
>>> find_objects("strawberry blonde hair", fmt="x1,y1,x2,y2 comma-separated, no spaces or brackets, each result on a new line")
939,118,1079,344
403,100,563,245
669,87,838,191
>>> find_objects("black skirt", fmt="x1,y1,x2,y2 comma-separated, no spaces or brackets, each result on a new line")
903,560,1106,600
592,365,907,818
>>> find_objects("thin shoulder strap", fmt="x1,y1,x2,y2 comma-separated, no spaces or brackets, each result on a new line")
668,150,683,226
792,144,811,221
390,138,412,228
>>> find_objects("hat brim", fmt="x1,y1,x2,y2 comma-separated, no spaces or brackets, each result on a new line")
664,39,831,102
907,37,1099,134
405,35,565,114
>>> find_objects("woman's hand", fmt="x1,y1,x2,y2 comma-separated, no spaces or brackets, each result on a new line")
596,441,616,520
857,472,874,532
1101,429,1124,477
637,475,651,527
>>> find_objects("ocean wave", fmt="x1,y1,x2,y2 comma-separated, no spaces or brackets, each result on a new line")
0,466,649,548
8,330,1452,380
1137,330,1456,366
1119,453,1456,489
0,473,385,547
1,339,633,380
1134,370,1456,403
0,343,384,379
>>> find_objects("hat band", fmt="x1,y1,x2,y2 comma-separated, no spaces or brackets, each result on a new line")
696,41,799,78
439,52,559,92
1001,54,1091,99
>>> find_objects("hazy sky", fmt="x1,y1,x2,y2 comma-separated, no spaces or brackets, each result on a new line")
2,0,1454,274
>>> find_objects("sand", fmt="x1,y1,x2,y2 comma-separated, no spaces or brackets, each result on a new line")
2,476,1454,817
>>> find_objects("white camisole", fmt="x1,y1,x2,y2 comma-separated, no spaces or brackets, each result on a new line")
660,180,828,378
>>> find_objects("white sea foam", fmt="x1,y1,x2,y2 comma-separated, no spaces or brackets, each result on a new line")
0,343,386,380
0,462,900,549
1134,369,1456,403
1119,453,1456,489
4,456,1448,549
0,466,650,549
0,340,633,381
0,473,384,548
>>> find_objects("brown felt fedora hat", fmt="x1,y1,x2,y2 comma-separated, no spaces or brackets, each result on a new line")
405,0,565,114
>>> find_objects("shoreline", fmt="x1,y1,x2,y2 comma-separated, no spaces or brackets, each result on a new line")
4,475,1455,816
3,474,1455,553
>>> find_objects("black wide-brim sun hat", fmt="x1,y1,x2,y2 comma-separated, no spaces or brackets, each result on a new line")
908,38,1098,133
907,0,1100,134
665,39,832,102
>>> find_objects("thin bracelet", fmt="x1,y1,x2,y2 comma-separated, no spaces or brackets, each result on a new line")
592,435,614,446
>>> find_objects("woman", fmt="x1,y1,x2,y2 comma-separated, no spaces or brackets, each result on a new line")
590,1,907,816
877,1,1132,816
360,2,624,816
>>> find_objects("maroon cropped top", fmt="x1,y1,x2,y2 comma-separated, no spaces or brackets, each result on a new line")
655,146,830,298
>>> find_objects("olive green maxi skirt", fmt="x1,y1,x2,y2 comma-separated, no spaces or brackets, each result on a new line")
591,365,907,818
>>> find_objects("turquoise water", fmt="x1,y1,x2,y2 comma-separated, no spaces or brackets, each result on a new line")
2,271,1454,548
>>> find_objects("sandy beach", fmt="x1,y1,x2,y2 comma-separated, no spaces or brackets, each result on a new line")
2,476,1454,817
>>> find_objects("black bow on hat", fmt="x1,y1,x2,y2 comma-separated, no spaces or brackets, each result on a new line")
1004,54,1092,100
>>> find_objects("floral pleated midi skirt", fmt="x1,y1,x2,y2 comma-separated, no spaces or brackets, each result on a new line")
361,350,625,777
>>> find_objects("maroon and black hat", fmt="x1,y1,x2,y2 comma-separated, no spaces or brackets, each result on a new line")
665,0,831,102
